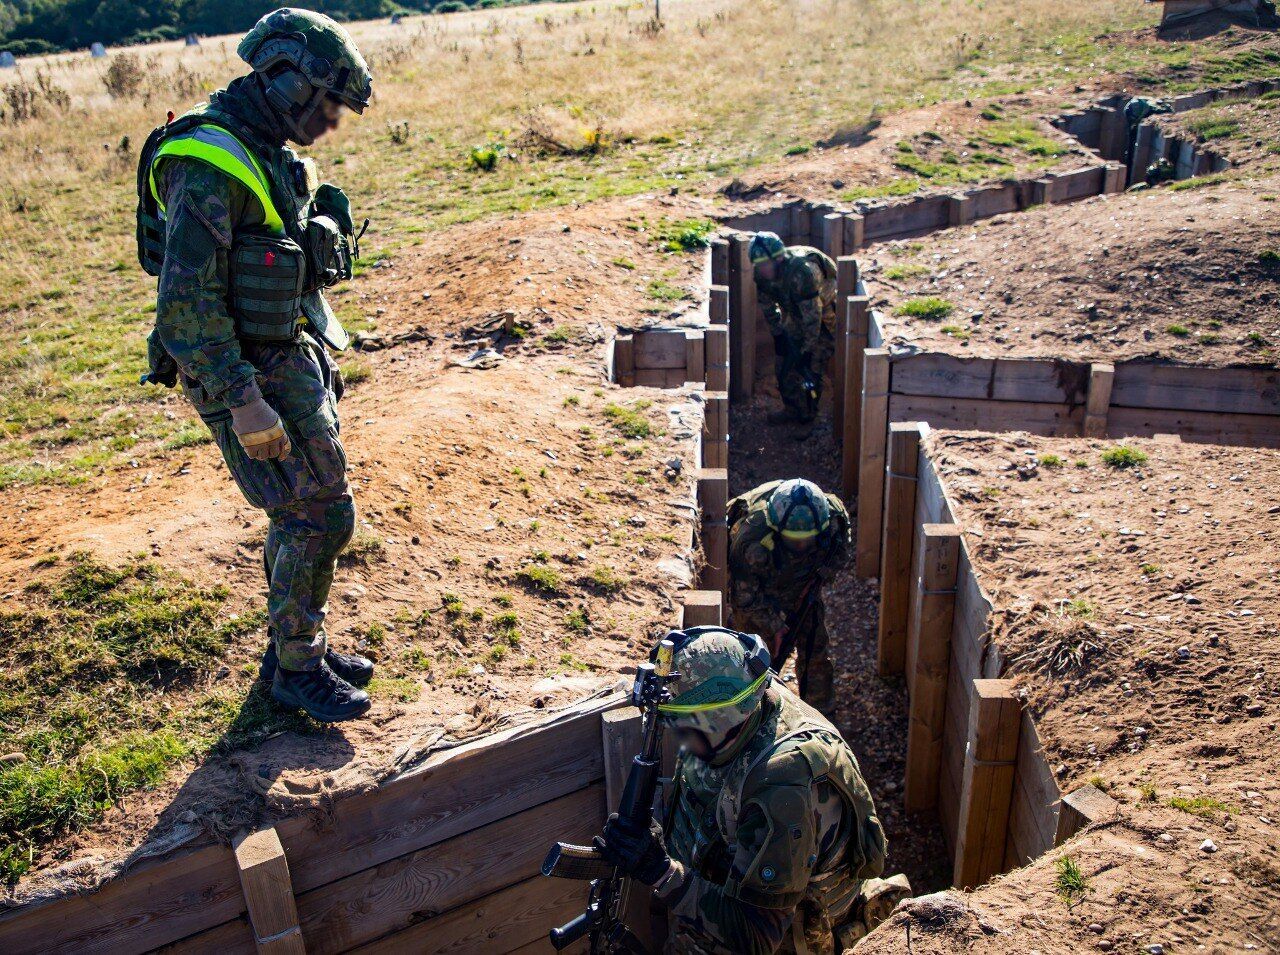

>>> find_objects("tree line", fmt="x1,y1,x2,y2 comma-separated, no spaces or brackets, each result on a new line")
0,0,552,56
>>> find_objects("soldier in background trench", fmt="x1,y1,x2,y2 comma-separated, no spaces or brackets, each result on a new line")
727,478,849,716
749,232,838,433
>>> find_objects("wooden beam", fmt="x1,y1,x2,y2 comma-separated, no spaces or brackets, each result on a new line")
233,829,305,955
710,238,729,287
842,212,865,253
701,391,728,469
953,680,1021,890
708,283,729,325
878,423,924,677
788,204,810,245
727,235,756,403
698,468,729,600
1083,361,1115,438
902,523,961,812
1031,178,1054,206
948,194,973,228
704,326,729,394
634,330,689,370
614,335,635,387
855,348,891,576
833,257,858,439
1054,783,1120,845
681,590,723,629
684,330,706,384
1104,162,1127,194
821,212,845,260
841,295,870,501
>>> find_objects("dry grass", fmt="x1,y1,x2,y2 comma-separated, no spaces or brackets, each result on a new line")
0,0,1181,481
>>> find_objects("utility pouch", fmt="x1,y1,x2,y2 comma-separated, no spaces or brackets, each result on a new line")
303,214,353,289
135,121,172,277
230,234,306,342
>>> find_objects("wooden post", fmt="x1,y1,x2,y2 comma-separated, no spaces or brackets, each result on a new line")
1031,178,1054,206
602,709,656,950
710,238,729,287
614,334,636,387
902,523,961,812
1054,783,1120,845
809,203,835,248
842,213,865,253
1083,362,1114,438
708,284,728,325
854,348,891,576
1131,123,1155,182
841,295,869,501
727,235,756,403
833,257,859,439
233,828,306,955
948,194,973,228
702,391,728,469
704,326,729,394
788,204,810,245
681,590,723,629
878,423,924,677
698,468,729,600
953,680,1021,890
821,212,845,260
684,330,705,384
1103,162,1127,194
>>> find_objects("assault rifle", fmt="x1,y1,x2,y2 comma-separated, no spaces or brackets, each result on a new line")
542,639,679,952
773,574,825,698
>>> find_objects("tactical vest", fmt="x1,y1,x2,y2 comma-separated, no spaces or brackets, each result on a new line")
757,246,838,333
667,689,883,933
135,103,356,350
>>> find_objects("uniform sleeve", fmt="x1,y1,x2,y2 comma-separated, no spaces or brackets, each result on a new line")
787,261,825,349
155,159,263,408
817,494,851,579
756,285,784,336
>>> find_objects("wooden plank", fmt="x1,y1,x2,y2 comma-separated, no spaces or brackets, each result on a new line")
349,874,587,955
614,335,635,387
878,423,924,677
788,205,810,245
864,195,949,241
698,468,729,599
855,349,891,576
967,182,1020,221
1111,362,1280,417
1055,783,1119,845
704,326,729,394
953,680,1020,890
953,549,991,685
727,235,756,403
1130,123,1156,182
842,296,870,500
1107,405,1280,448
1104,162,1127,194
684,331,705,384
701,391,728,469
1057,165,1107,202
834,257,859,439
633,368,672,388
843,213,865,252
681,590,723,629
1083,361,1114,438
710,238,729,287
289,786,604,954
887,393,1085,436
633,330,689,370
233,829,305,955
948,195,973,228
903,523,961,813
1009,715,1061,863
708,284,729,325
913,442,949,526
938,656,967,852
821,212,845,260
888,354,1089,404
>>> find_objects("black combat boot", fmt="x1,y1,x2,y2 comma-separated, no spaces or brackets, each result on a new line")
259,638,374,687
272,661,372,723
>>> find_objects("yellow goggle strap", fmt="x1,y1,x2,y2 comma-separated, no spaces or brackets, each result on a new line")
658,672,769,716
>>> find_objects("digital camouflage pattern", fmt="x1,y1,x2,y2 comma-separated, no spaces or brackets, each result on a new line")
658,685,887,954
728,481,850,710
239,8,373,114
661,629,771,753
149,76,354,671
755,246,838,422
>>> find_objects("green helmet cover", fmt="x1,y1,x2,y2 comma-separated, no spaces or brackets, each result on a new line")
658,628,771,753
765,478,832,541
749,231,786,265
239,8,373,114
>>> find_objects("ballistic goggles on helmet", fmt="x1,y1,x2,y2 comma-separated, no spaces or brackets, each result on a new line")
652,627,772,719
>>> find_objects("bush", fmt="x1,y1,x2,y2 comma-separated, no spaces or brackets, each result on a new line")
468,144,502,171
1101,445,1148,469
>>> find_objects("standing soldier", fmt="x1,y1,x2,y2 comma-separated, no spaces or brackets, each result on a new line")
749,232,838,431
728,478,849,715
595,628,907,953
136,9,375,722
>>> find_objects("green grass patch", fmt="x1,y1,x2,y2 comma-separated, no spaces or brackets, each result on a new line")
1038,453,1065,469
651,218,716,253
1167,795,1237,818
1184,116,1240,140
1167,324,1190,336
517,565,563,595
1169,174,1228,191
1054,855,1089,907
589,566,627,593
894,297,954,321
974,120,1067,158
883,263,930,281
602,402,653,439
1101,445,1149,469
646,279,687,302
565,607,590,633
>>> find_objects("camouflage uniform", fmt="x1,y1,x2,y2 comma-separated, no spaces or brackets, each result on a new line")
755,247,838,422
657,684,887,954
149,76,353,671
728,481,850,711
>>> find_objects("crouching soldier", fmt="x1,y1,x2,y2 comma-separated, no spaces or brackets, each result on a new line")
136,9,376,721
728,479,849,715
749,233,837,430
596,628,908,953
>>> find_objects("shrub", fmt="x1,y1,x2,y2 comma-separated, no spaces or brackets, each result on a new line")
1101,445,1149,469
468,144,502,171
517,565,563,594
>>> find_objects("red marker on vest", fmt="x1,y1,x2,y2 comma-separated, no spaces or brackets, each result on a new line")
264,251,275,266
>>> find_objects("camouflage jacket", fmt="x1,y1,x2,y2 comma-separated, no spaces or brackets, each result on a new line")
754,247,838,353
727,481,850,630
658,686,886,954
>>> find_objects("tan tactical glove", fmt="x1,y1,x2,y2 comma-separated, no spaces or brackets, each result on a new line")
230,397,291,461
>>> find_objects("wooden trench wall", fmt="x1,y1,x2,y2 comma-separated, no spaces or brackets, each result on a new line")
0,245,734,955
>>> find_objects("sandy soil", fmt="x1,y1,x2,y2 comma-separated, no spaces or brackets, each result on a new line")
865,177,1280,365
1,194,722,895
859,430,1280,953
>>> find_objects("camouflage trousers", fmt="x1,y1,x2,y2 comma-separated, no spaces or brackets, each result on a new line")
732,600,834,714
186,335,354,671
775,328,835,423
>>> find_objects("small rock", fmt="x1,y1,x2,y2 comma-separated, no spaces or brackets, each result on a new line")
1200,839,1217,853
0,752,25,766
1158,832,1174,844
1088,923,1104,935
1097,942,1113,952
1146,945,1164,955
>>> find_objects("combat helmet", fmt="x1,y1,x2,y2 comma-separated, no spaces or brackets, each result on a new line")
239,8,373,143
748,231,787,264
765,478,831,543
657,628,772,755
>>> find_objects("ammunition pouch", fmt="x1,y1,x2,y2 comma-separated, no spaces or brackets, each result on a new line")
303,214,354,289
230,234,307,343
